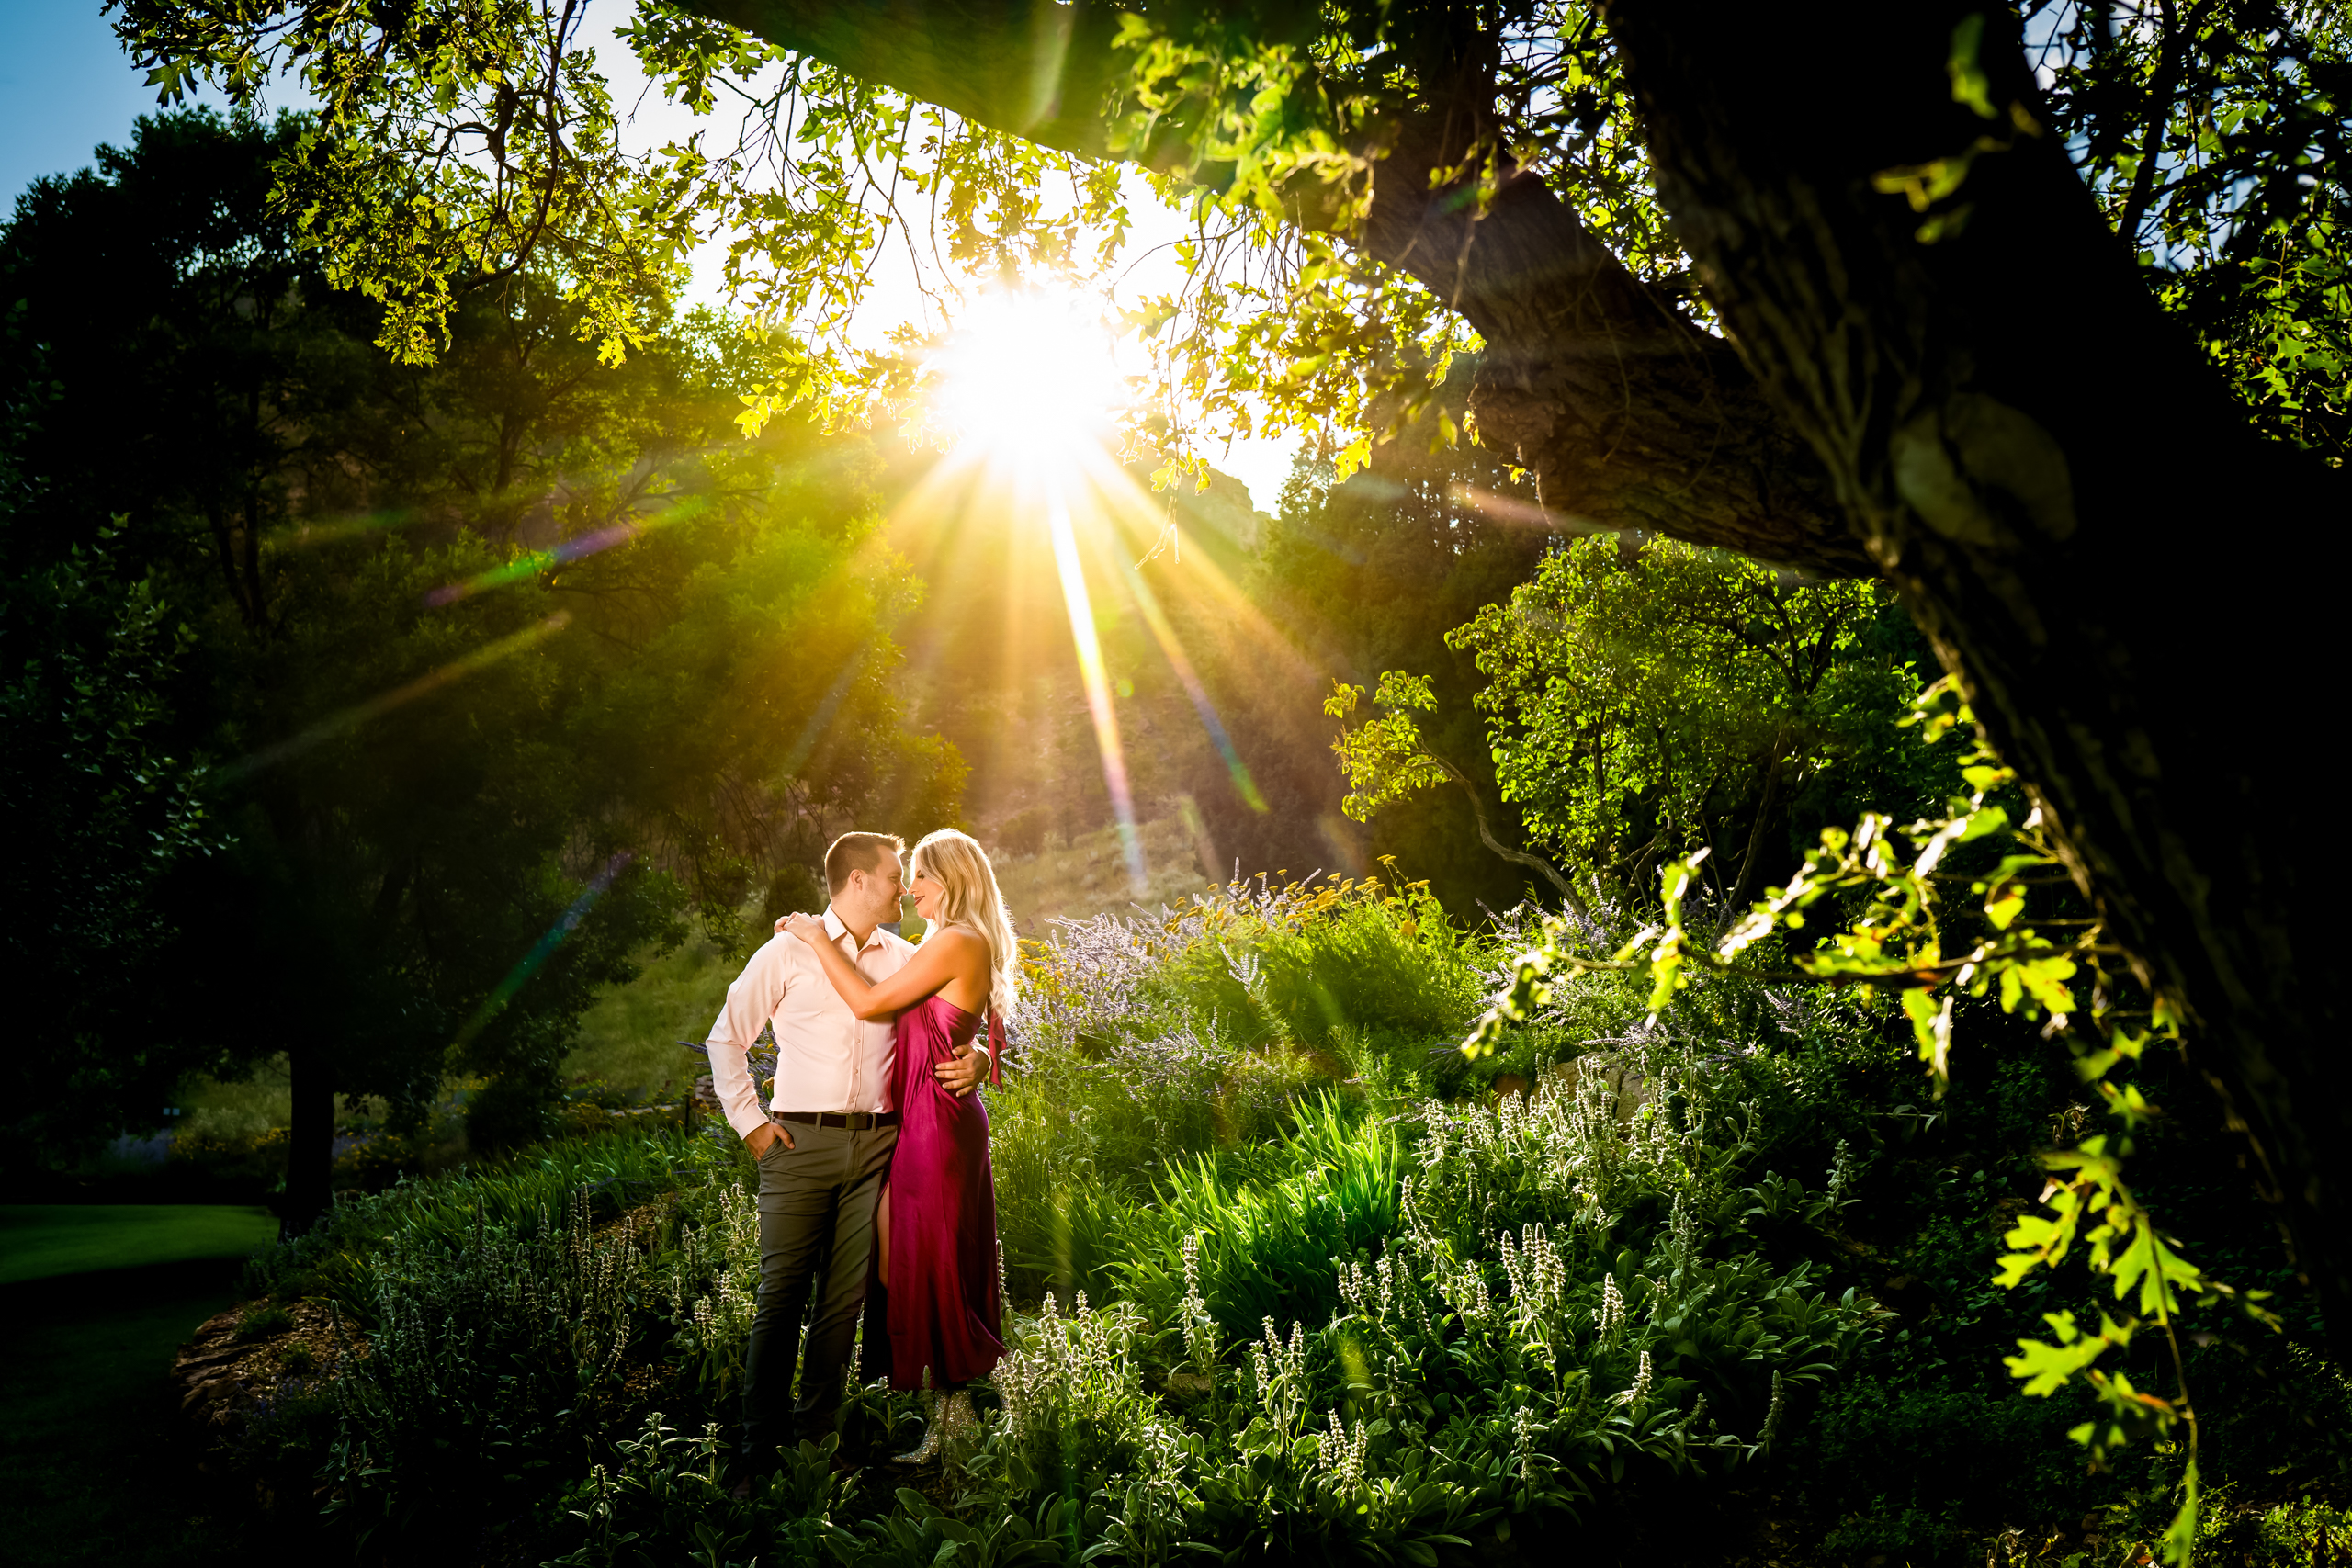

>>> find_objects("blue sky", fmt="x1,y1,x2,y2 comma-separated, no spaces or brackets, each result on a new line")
0,2,263,206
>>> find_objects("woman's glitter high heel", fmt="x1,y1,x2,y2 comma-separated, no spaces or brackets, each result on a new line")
890,1389,975,1464
891,1391,941,1464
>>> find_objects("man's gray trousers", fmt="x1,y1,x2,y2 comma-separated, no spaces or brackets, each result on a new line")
740,1121,898,1468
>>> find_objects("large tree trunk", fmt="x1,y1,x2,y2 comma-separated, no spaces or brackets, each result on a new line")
681,0,1870,573
1602,0,2351,1335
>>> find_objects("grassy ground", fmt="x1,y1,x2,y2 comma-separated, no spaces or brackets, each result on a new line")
564,921,742,1099
993,815,1214,926
0,1205,277,1284
0,1206,283,1567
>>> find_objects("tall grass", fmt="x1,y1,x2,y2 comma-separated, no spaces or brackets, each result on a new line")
1117,1094,1404,1337
990,871,1483,1306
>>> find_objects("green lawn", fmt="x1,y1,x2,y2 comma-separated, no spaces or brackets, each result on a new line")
564,924,741,1099
1,1207,285,1566
0,1204,277,1284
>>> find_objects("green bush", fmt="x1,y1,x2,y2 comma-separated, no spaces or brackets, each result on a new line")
321,1191,656,1551
1135,874,1485,1054
1800,1382,2098,1562
990,874,1485,1308
543,1416,844,1568
193,869,2329,1567
950,1017,1887,1558
244,1125,708,1310
170,1124,290,1188
232,1304,293,1342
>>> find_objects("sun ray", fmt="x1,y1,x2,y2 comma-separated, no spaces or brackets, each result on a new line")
1065,438,1329,712
220,612,572,779
1115,548,1266,812
452,852,633,1049
1046,478,1148,893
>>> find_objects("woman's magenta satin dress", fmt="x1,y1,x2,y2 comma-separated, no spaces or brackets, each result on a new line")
860,994,1005,1391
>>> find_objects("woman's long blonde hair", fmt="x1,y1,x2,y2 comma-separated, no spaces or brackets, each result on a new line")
910,828,1020,1018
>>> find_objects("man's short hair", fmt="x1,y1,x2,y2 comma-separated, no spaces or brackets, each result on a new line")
823,831,906,897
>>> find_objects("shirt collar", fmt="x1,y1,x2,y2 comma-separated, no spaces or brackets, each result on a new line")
821,906,881,952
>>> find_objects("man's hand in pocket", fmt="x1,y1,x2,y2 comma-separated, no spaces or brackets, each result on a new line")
746,1120,795,1156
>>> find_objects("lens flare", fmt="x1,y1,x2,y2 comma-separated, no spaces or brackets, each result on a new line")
1445,482,1591,533
220,613,572,779
426,498,710,607
1121,554,1267,812
453,852,632,1048
1047,483,1148,894
266,508,419,550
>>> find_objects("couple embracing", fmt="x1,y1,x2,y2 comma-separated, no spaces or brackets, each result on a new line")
705,828,1016,1484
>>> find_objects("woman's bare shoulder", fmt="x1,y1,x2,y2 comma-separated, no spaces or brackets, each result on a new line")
920,925,989,956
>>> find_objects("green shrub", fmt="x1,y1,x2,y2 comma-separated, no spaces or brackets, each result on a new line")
192,865,2320,1567
543,1416,845,1568
170,1124,290,1187
989,1292,1185,1502
1134,874,1485,1053
2185,1496,2352,1567
969,1032,1880,1562
243,1125,708,1309
990,873,1478,1310
232,1304,293,1342
1800,1382,2098,1563
322,1191,655,1551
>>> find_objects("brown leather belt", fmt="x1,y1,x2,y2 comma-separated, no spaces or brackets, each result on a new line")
774,1111,900,1131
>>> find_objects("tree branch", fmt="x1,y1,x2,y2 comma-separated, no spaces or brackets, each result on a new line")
1421,751,1589,919
669,0,1871,574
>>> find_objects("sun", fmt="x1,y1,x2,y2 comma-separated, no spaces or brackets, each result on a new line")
926,288,1127,463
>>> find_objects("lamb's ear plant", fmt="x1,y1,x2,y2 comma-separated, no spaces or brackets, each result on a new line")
543,1416,847,1568
1466,674,2280,1564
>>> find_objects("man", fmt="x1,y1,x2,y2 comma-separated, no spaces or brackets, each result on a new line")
705,830,985,1482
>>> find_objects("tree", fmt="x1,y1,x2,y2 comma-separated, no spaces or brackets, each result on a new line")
0,365,231,1168
1,112,963,1223
1442,534,1945,911
115,0,2352,1326
1247,435,1556,914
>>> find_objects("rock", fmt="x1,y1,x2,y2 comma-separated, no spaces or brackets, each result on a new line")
1550,1053,1650,1123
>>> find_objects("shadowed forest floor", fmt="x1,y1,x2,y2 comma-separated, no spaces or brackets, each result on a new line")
0,1205,278,1567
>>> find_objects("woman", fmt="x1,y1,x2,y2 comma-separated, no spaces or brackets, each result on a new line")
776,827,1015,1462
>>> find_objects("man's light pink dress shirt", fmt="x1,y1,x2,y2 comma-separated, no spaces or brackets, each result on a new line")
706,907,915,1139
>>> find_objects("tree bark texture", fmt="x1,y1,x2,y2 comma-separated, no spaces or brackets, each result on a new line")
1604,0,2352,1334
677,0,1871,572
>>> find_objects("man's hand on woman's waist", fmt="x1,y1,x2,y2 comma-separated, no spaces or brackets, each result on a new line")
935,1043,985,1096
